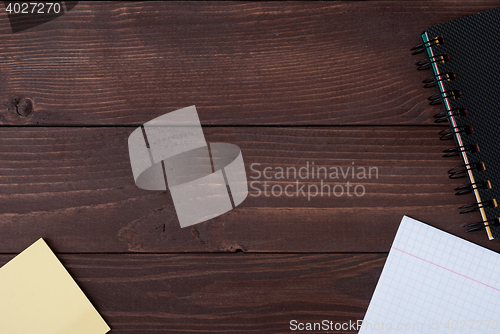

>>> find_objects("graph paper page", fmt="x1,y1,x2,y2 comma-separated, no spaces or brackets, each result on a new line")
359,216,500,333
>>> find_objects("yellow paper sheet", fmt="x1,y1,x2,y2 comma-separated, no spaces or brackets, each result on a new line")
0,238,110,333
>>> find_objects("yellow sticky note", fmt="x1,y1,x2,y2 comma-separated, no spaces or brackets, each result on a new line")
0,239,110,333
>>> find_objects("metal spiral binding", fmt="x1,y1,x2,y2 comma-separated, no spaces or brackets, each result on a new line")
415,54,450,70
438,125,473,140
464,218,500,233
459,199,497,214
433,108,467,123
428,90,461,105
454,180,491,196
447,162,485,179
422,72,455,88
411,35,444,55
412,36,499,233
442,144,479,158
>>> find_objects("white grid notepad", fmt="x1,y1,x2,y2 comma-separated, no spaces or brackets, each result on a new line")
359,216,500,333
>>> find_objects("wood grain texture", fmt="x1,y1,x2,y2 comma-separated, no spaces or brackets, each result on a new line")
0,1,499,126
1,126,496,253
2,3,500,333
0,252,385,333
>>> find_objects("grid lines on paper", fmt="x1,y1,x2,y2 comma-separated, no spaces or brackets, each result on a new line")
359,216,500,333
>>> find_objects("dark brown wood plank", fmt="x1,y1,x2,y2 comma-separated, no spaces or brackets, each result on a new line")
1,126,496,253
0,1,498,125
0,252,385,333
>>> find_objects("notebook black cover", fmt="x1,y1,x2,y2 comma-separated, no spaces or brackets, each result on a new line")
420,7,500,240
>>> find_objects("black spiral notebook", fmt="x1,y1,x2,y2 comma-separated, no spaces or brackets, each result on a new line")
412,7,500,240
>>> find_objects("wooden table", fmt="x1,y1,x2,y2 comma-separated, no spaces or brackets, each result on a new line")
1,1,500,333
